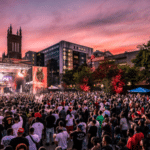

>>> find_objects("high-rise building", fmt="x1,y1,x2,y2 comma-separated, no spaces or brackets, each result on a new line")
24,51,44,66
38,40,93,85
7,25,22,59
39,40,93,74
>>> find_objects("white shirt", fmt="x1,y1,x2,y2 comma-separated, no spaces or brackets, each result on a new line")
12,116,23,136
52,113,59,124
64,106,69,112
88,121,99,129
57,106,63,112
102,110,110,117
26,134,40,150
66,114,74,126
32,122,44,140
1,135,15,148
55,131,69,150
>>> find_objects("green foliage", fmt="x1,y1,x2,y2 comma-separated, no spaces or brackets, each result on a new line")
101,78,112,94
74,66,92,84
132,40,150,69
62,69,76,85
118,65,143,85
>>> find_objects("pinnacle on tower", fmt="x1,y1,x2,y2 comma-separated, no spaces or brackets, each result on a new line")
10,24,12,34
19,27,22,36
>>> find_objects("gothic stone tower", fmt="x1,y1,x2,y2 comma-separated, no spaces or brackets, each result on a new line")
7,24,22,59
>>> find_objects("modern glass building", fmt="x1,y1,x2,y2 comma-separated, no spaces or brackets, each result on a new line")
40,40,93,75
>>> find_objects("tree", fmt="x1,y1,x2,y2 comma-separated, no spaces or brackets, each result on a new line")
132,40,150,83
118,65,142,85
93,59,118,82
74,66,93,91
62,69,76,85
132,40,150,69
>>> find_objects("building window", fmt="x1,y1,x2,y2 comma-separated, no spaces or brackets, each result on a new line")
77,47,78,50
63,56,66,60
12,42,14,51
74,46,75,49
74,56,78,59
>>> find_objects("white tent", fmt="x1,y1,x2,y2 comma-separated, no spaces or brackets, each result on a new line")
48,85,59,89
26,81,43,85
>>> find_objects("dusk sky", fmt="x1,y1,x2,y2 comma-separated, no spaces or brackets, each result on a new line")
1,0,150,57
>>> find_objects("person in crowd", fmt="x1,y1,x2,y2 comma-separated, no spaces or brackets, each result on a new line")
70,125,86,150
32,117,44,147
56,113,66,128
101,135,113,150
133,126,144,150
88,120,98,149
12,114,23,136
54,127,69,150
1,128,15,149
126,129,136,150
3,112,13,136
9,128,29,150
120,114,128,138
26,127,40,150
66,110,74,133
56,121,67,133
45,111,55,146
91,137,100,150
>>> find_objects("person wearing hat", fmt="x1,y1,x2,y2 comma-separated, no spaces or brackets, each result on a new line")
9,128,29,150
70,125,86,150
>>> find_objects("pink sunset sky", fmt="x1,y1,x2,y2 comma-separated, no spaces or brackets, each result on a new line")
0,0,150,57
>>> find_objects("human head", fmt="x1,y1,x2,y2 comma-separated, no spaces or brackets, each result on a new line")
91,137,99,146
17,128,24,136
15,143,27,150
59,121,64,127
7,128,13,135
127,129,134,137
29,127,34,134
77,125,83,131
102,135,111,146
117,138,127,147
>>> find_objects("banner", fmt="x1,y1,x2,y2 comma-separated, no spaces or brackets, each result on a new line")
32,66,47,94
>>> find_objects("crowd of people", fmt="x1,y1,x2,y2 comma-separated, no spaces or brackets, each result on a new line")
0,91,150,150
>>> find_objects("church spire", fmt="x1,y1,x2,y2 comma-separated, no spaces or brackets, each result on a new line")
19,27,22,36
10,24,12,34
